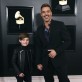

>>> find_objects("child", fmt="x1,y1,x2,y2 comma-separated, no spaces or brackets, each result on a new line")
12,33,32,82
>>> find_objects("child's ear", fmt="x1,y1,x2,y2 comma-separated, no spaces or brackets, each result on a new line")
19,40,21,43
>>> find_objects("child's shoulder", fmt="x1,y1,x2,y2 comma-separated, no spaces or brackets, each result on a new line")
14,45,22,52
28,44,33,50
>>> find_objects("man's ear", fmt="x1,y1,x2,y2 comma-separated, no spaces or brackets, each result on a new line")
51,12,52,16
40,13,42,17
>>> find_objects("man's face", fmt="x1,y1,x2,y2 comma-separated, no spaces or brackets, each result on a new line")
41,7,52,23
19,38,29,46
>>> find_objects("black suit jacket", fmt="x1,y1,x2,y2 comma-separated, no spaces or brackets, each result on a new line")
12,45,32,75
35,20,71,68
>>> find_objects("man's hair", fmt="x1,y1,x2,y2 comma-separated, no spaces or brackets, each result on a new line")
41,3,52,11
19,33,29,40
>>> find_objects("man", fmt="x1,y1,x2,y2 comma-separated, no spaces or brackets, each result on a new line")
35,3,71,82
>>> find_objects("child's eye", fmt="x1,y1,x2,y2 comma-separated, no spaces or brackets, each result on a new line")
27,40,29,41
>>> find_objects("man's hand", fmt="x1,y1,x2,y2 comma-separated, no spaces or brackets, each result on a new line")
48,49,57,58
37,64,43,71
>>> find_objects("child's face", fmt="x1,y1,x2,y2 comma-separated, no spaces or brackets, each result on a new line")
19,38,29,46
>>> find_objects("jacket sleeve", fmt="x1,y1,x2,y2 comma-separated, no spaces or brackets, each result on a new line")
28,46,33,74
12,49,21,75
56,23,71,55
34,31,42,65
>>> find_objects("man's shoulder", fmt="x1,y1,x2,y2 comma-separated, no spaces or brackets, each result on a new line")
38,24,44,28
37,24,44,32
51,20,64,24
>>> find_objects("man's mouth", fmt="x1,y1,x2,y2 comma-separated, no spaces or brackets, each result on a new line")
44,15,49,17
44,15,49,19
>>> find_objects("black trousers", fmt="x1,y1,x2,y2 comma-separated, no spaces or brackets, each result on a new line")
42,58,70,82
16,74,31,82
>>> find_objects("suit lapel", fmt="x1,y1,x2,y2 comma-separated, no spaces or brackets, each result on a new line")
49,20,58,39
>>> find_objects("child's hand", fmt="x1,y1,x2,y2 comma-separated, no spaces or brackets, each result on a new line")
37,64,43,71
19,73,24,77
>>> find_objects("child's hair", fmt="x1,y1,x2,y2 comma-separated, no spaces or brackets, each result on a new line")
19,33,29,40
